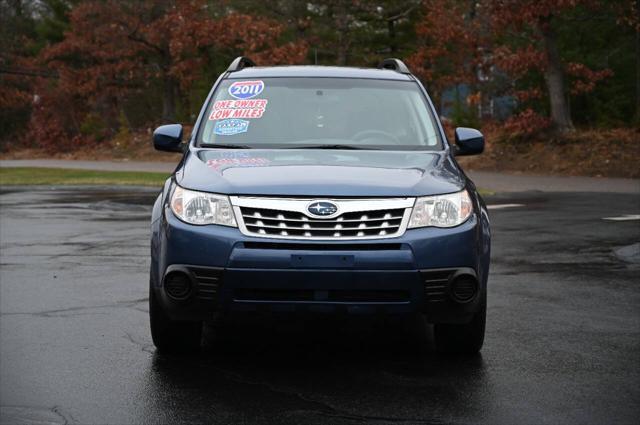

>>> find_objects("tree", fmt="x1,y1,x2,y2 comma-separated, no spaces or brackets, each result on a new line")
233,0,421,66
310,0,420,65
490,0,615,133
42,1,215,123
3,0,637,152
30,0,307,148
407,0,487,111
0,0,75,149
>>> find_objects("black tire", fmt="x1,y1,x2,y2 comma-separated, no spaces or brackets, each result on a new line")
433,293,486,354
149,284,202,353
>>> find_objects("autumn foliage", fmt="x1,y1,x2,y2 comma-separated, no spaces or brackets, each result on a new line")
410,0,635,136
406,0,486,102
8,0,308,152
0,0,638,153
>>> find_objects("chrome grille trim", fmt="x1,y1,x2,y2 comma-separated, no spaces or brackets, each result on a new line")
240,214,405,223
230,196,415,240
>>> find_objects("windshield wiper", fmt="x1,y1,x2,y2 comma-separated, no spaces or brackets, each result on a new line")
199,143,377,150
288,144,375,150
200,143,252,149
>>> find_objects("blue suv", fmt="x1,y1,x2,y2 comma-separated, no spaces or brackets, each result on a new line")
149,57,490,354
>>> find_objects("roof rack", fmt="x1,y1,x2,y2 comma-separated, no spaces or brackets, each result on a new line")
227,56,256,72
377,58,411,74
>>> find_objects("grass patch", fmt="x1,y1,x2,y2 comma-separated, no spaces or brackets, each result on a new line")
0,167,168,186
0,167,494,195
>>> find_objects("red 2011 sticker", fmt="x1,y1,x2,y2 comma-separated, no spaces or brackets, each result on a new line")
209,99,268,120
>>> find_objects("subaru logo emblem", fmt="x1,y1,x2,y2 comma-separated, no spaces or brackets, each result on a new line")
307,201,338,217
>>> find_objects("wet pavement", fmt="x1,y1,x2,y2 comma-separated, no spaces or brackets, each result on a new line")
0,187,639,424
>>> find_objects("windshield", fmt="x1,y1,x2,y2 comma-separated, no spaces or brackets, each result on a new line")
198,77,442,150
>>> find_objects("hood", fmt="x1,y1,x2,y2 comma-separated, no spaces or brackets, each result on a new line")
175,149,465,197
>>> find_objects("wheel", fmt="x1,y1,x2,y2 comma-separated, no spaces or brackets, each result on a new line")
433,293,486,354
149,283,202,353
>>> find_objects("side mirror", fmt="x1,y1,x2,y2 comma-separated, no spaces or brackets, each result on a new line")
153,124,184,153
454,127,484,156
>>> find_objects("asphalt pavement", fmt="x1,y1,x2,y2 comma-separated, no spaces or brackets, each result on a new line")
0,186,639,424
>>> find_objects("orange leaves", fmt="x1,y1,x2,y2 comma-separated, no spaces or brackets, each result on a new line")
41,1,150,100
615,0,640,30
566,62,613,95
40,2,309,97
0,53,35,113
486,0,614,133
26,0,308,151
513,88,543,102
214,14,308,65
466,92,482,106
0,84,31,111
407,0,485,93
26,79,92,153
255,42,308,65
489,0,585,29
502,108,552,138
493,45,546,79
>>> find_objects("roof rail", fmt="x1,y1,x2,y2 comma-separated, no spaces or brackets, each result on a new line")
378,58,411,74
227,56,256,72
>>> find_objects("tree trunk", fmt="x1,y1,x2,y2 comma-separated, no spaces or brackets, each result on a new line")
540,19,573,133
336,39,348,66
334,0,350,65
635,0,640,125
387,19,397,54
162,75,177,122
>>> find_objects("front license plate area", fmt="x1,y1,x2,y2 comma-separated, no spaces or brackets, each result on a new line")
291,254,355,268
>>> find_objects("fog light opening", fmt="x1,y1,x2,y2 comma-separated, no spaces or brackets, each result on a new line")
450,275,478,303
164,271,192,300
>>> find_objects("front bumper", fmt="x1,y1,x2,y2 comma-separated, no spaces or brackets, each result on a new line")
151,209,490,323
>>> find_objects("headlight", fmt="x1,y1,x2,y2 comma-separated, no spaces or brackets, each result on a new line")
170,185,237,227
408,189,473,228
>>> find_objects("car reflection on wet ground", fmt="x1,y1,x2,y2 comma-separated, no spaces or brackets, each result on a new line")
0,187,638,424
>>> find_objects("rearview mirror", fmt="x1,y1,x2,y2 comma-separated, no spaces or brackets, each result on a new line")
454,127,484,156
153,124,184,153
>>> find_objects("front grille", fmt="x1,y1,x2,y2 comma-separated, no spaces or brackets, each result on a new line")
242,242,403,251
240,207,405,238
231,197,414,240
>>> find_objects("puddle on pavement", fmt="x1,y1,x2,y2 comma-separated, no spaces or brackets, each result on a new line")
614,243,640,264
0,187,159,222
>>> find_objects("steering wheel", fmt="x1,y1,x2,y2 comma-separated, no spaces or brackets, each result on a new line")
351,129,401,145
